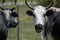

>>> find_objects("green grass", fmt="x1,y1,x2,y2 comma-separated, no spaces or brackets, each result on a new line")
20,5,36,40
0,0,40,2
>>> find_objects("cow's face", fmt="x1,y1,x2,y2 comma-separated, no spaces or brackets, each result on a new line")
26,6,47,33
25,0,53,33
0,7,18,28
2,9,12,21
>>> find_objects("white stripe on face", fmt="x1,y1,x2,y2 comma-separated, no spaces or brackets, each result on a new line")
33,6,47,25
3,10,12,21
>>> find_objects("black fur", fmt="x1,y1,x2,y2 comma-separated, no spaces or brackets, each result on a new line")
11,12,18,17
46,9,54,16
26,10,35,17
45,9,60,40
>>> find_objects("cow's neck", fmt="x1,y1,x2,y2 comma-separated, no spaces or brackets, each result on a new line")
0,12,8,26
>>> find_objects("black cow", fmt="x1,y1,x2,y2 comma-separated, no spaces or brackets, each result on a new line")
0,7,18,40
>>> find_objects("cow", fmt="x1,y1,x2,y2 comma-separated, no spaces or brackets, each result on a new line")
25,0,54,40
25,0,60,40
45,9,60,40
0,7,18,40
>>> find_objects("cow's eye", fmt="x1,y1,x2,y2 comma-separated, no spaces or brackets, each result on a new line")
26,10,35,16
11,12,18,17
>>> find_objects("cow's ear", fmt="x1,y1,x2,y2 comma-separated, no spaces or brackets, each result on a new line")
12,12,18,17
46,9,54,16
26,10,34,16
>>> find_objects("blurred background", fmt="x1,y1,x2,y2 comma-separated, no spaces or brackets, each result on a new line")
0,0,60,40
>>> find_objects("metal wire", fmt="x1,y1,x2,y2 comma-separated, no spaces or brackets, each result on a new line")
14,0,20,40
17,5,20,40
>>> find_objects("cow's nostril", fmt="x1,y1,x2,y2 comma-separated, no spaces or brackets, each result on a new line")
35,24,43,33
35,24,43,30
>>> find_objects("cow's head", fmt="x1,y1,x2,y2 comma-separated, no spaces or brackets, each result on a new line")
0,7,18,28
25,0,53,33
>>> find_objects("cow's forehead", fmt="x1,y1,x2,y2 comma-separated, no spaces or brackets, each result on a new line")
3,10,12,14
33,6,46,14
34,6,46,9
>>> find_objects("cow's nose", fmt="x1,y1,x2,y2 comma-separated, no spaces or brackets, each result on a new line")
35,24,43,33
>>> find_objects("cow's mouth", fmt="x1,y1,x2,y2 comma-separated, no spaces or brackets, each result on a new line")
8,21,18,28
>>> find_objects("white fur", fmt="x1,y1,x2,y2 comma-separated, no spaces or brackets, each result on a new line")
3,9,18,22
37,30,47,40
33,6,47,25
3,10,12,21
32,6,47,40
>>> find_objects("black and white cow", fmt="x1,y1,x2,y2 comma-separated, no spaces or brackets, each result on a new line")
25,0,54,40
0,7,18,40
25,0,60,40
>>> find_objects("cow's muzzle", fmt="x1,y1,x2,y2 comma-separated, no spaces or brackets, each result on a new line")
8,21,18,28
35,24,43,33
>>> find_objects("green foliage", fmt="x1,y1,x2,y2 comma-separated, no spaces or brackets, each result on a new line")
35,0,53,6
56,0,60,8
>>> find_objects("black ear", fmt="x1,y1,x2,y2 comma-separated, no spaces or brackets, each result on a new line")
11,12,18,17
46,9,54,16
26,10,34,16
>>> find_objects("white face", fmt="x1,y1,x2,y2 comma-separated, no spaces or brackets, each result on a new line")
2,10,12,21
33,6,47,25
2,10,18,24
